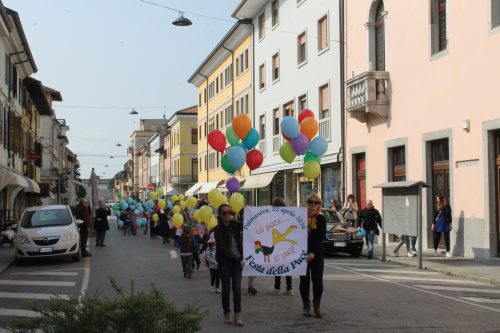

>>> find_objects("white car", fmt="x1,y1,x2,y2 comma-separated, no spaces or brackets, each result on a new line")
14,205,82,262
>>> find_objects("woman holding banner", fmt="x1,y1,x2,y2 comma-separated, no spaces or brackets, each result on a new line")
214,203,245,326
300,193,326,318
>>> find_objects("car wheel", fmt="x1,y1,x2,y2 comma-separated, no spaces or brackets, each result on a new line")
72,252,80,262
350,247,363,257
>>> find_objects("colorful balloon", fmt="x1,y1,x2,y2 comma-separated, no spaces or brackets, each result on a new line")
199,205,213,223
232,114,252,139
150,192,157,201
304,161,321,180
121,202,128,210
180,201,186,210
173,213,184,228
127,197,133,204
282,131,292,142
158,199,166,209
208,188,222,206
207,216,217,231
152,214,159,222
299,117,318,141
228,146,246,170
117,193,123,199
221,153,237,174
279,142,296,163
226,126,240,147
309,136,328,156
298,109,314,124
193,210,201,223
246,149,263,170
229,192,244,213
226,177,240,192
172,205,181,214
156,188,164,197
207,130,227,153
178,194,185,201
281,116,300,140
186,196,197,209
242,128,259,149
291,133,309,155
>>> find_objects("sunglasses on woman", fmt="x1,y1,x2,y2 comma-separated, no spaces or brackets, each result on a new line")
221,211,232,216
307,200,321,205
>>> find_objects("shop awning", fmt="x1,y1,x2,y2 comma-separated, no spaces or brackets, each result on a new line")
240,172,278,190
24,177,40,193
197,180,224,194
0,168,29,192
164,187,179,196
185,182,206,196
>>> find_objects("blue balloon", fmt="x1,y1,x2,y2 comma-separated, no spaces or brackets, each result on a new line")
167,201,173,209
228,146,246,170
281,116,300,140
134,209,139,215
309,136,328,156
118,220,124,227
242,128,260,149
127,197,133,204
237,142,248,154
145,200,154,209
138,203,143,208
115,211,120,217
130,205,135,210
121,202,128,210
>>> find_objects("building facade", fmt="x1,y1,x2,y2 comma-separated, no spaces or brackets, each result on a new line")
344,0,500,258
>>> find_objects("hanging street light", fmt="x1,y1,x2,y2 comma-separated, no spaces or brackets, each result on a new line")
172,12,192,26
130,108,138,115
116,142,122,147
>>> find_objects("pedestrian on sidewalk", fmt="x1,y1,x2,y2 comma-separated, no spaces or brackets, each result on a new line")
341,194,359,227
357,200,382,260
75,198,92,257
180,226,194,279
267,198,293,296
300,193,326,319
94,201,110,247
205,233,220,293
214,203,245,326
192,227,202,270
158,208,171,244
433,195,453,258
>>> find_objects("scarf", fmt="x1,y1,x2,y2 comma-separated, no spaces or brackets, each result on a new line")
308,211,319,232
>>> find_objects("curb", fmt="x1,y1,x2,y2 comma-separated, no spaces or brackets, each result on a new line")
0,257,15,274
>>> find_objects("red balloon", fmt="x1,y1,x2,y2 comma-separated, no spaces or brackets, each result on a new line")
207,130,226,153
281,131,292,142
246,149,264,170
298,109,314,124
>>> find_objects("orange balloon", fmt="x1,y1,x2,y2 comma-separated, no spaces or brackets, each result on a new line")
232,114,252,139
300,117,318,141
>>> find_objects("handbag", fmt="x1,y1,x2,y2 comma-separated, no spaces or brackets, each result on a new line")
358,227,366,237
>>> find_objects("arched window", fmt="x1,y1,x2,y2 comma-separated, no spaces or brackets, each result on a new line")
375,1,385,70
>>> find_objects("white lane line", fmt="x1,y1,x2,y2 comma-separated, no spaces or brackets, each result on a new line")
326,262,400,267
0,308,38,317
79,258,91,303
11,271,78,277
0,280,75,287
0,292,69,300
460,297,500,304
352,269,436,275
375,275,484,284
414,285,500,294
325,263,500,314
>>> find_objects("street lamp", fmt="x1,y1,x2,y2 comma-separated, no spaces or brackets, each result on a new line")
172,12,192,26
116,142,122,147
130,108,138,115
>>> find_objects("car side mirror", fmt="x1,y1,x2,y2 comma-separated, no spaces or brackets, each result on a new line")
76,219,84,225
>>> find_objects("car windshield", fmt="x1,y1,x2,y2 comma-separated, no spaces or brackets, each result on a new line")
21,209,72,228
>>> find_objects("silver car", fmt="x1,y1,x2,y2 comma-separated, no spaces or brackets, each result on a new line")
14,205,82,262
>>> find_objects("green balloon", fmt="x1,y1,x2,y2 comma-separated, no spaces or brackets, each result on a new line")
221,153,236,174
304,151,321,164
279,142,296,164
226,126,240,146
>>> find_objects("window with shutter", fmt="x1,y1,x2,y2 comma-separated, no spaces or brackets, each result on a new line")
319,84,329,119
272,53,280,81
493,0,500,28
259,13,265,39
318,16,328,51
298,32,307,64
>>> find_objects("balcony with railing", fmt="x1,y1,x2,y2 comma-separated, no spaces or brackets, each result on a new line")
259,140,266,156
273,135,281,154
346,71,389,123
170,175,196,184
318,118,330,141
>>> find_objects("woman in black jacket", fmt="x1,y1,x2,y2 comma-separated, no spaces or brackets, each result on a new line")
214,203,244,326
94,201,110,247
300,193,326,319
432,195,453,258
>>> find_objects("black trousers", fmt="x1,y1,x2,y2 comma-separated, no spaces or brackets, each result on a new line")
79,228,89,255
433,230,451,252
219,261,242,314
210,268,220,288
95,230,106,246
299,255,324,305
274,276,292,290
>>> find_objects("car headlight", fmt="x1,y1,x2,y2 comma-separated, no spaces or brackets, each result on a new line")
17,235,31,244
61,231,77,241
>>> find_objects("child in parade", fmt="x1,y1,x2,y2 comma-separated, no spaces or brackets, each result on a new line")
132,212,138,235
205,233,220,293
179,226,194,279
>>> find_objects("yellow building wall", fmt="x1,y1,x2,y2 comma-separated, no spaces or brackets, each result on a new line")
171,118,197,179
196,35,252,184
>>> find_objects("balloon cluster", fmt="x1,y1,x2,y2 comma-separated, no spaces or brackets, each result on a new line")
279,109,328,180
207,114,264,192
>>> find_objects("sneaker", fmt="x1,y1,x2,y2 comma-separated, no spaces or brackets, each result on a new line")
248,287,257,295
445,252,453,258
411,251,417,256
407,252,414,257
216,288,221,293
266,287,281,295
433,250,438,257
210,287,215,293
283,289,294,296
393,249,399,257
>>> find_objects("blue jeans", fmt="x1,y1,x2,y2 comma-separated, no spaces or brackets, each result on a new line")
366,230,376,257
219,260,242,314
409,236,417,252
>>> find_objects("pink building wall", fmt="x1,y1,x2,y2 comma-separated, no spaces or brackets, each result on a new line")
345,0,500,258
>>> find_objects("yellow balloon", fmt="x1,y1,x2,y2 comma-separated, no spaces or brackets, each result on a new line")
172,195,178,203
303,161,321,180
156,188,164,196
180,201,186,210
150,192,157,201
193,210,201,223
186,196,197,209
172,205,181,214
199,205,213,223
207,216,217,230
158,199,166,209
152,214,159,222
208,188,222,206
229,193,244,213
173,213,184,228
178,194,185,201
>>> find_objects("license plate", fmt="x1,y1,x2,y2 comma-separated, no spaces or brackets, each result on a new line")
333,242,346,247
39,247,54,253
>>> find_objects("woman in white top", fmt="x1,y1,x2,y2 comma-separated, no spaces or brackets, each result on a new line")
341,194,359,227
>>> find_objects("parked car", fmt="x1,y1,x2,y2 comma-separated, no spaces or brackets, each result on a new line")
13,205,82,262
321,208,364,257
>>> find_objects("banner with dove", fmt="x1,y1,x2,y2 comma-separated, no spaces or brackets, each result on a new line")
242,206,308,276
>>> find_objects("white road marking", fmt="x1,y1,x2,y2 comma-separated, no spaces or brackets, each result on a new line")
325,262,400,267
414,285,500,294
460,297,500,304
352,269,436,275
0,308,38,317
79,265,90,302
325,263,500,314
0,292,69,300
375,275,483,284
11,271,78,277
0,280,75,287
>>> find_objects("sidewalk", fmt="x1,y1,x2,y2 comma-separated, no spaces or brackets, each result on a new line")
0,246,14,274
368,241,500,286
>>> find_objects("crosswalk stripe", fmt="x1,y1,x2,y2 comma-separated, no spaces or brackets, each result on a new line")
414,285,500,294
0,292,69,300
0,308,38,317
375,275,483,285
325,262,400,267
352,269,436,275
0,280,75,287
459,297,500,304
10,271,78,277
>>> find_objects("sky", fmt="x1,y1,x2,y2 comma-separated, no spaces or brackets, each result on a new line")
4,0,240,179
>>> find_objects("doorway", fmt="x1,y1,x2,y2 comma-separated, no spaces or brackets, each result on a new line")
355,153,366,210
495,131,500,256
431,139,450,249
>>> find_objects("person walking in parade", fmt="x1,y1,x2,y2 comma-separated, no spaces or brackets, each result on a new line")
357,200,382,259
179,226,194,279
300,193,326,318
205,233,220,293
94,201,110,247
433,194,453,258
158,207,171,244
75,198,92,257
214,203,245,326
